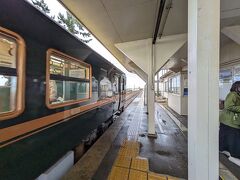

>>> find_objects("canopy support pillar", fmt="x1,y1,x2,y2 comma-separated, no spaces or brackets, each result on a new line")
188,0,220,179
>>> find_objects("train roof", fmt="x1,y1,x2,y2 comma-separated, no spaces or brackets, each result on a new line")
0,0,124,75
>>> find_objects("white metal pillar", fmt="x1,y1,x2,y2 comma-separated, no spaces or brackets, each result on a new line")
157,72,159,96
147,81,155,135
115,35,187,136
144,84,147,105
147,44,155,135
188,0,220,179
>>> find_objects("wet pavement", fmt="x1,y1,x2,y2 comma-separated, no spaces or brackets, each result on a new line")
220,154,240,179
93,94,188,179
138,104,188,179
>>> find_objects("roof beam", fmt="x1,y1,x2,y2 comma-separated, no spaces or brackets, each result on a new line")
222,25,240,45
153,0,166,44
115,33,187,74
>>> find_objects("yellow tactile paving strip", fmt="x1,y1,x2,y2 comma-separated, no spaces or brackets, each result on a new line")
108,98,182,180
108,139,182,180
118,147,139,158
121,140,140,149
114,156,131,168
129,169,147,180
108,166,129,180
148,172,167,180
167,176,180,180
131,157,149,172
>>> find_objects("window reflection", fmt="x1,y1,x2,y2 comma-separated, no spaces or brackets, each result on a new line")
100,77,112,99
0,33,17,114
112,76,119,95
0,34,17,68
47,50,91,107
169,75,181,94
50,55,89,79
92,77,98,92
0,75,17,113
50,80,89,104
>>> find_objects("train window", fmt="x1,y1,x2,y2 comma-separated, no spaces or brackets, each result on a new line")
121,76,126,91
91,76,99,101
112,76,119,95
46,49,92,108
92,77,98,92
99,77,112,99
0,27,25,120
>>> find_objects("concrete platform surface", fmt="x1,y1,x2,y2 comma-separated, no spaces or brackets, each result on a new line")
64,94,188,180
93,94,188,180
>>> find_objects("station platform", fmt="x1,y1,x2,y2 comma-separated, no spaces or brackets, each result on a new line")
63,93,187,180
158,102,239,180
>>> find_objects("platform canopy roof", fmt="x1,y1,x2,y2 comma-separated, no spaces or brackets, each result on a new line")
60,0,187,78
60,0,240,77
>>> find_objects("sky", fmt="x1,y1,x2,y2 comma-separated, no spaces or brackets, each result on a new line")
27,0,145,89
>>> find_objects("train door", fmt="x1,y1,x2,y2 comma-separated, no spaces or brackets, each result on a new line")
118,76,121,111
119,75,126,111
112,75,120,113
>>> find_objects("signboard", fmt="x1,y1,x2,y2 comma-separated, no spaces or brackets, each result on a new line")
69,69,86,79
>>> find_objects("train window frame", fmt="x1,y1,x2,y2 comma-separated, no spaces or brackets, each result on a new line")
0,27,25,121
46,49,92,109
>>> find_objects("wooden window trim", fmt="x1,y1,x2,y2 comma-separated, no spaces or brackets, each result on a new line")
0,27,26,121
46,49,92,109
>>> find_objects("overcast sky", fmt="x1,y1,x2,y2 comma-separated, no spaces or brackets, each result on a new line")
27,0,145,89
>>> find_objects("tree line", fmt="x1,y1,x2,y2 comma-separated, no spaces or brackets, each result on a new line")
31,0,92,43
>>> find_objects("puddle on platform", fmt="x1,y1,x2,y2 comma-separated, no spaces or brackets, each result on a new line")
156,150,171,156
